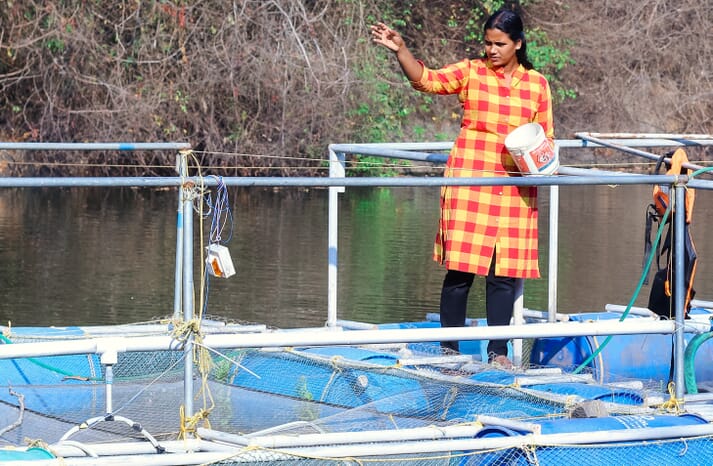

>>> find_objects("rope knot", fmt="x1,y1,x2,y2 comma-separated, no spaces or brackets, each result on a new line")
659,381,683,414
179,405,212,439
171,318,204,343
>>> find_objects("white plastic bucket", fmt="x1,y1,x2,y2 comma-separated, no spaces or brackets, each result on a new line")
504,122,559,175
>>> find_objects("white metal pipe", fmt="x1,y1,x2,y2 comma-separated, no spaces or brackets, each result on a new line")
557,166,630,177
49,439,233,457
565,137,713,149
576,132,706,171
104,365,113,414
43,422,713,465
173,154,187,320
513,374,594,386
181,187,195,420
605,304,659,318
200,320,678,348
522,367,563,375
326,144,440,163
330,142,452,151
0,173,689,189
328,137,713,153
26,420,713,464
13,451,244,466
327,149,345,328
673,184,686,399
79,323,267,335
522,309,569,322
17,421,713,464
335,319,379,330
204,423,713,459
692,299,713,309
0,324,267,339
512,278,524,366
0,142,191,151
581,132,713,140
683,392,713,402
198,424,486,448
0,320,680,360
327,185,338,328
397,354,475,366
475,415,541,434
548,184,559,323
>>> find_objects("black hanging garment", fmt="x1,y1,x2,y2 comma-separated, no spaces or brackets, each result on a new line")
644,148,697,319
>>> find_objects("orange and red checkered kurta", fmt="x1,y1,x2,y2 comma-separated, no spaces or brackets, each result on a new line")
411,58,554,278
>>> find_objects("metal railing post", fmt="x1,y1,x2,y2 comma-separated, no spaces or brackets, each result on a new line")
182,183,196,422
327,148,346,328
173,153,188,320
673,182,686,399
548,184,560,322
512,279,524,366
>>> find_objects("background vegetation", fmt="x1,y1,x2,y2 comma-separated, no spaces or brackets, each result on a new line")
0,0,711,175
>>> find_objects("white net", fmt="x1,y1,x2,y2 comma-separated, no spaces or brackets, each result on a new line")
2,320,713,464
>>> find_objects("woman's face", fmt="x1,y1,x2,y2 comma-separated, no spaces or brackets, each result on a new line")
484,28,521,70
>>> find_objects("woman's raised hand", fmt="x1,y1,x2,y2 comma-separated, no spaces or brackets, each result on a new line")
370,22,404,53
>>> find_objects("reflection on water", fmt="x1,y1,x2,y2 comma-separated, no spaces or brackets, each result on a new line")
0,185,711,328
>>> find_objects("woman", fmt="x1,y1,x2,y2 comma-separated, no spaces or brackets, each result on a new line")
371,9,554,368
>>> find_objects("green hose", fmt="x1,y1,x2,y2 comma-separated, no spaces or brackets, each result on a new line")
573,165,713,377
571,204,671,374
684,331,713,394
690,166,713,177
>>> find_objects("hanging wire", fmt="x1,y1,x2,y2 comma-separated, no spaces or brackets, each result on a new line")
203,175,234,245
198,175,236,320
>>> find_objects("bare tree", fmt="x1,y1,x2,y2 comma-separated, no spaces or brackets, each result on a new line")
530,1,713,137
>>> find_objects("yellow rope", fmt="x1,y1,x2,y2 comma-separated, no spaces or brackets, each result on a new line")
24,438,50,449
170,318,216,425
172,151,219,438
328,355,344,369
385,360,403,369
659,382,683,414
170,318,201,342
178,405,212,440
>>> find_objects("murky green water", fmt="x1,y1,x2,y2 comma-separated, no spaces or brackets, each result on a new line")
0,185,711,328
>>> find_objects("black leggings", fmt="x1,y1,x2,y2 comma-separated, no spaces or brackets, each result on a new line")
439,255,517,356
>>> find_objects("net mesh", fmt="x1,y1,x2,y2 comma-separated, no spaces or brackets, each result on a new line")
2,320,713,465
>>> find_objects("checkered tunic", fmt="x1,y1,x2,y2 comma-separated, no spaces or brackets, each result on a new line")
411,58,554,278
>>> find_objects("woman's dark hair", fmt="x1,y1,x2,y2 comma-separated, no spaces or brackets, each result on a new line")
483,9,533,70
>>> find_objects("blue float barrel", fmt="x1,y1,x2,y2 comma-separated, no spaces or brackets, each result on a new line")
475,413,707,438
530,312,713,385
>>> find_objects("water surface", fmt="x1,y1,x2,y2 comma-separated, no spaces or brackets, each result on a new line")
0,184,711,328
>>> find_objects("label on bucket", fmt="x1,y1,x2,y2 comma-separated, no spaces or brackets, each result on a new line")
525,138,557,173
505,123,559,175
